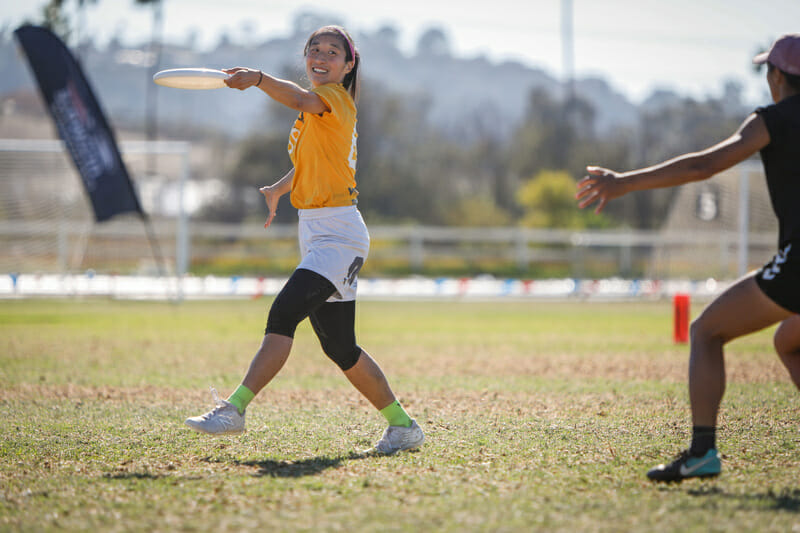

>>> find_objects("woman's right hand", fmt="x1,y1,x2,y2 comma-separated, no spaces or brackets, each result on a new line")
259,185,280,227
223,67,261,91
575,166,627,214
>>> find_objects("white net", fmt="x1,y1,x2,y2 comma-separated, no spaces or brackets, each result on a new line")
0,139,189,275
650,160,778,279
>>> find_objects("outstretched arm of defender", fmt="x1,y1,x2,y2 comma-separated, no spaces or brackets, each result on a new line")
576,113,771,213
260,169,294,228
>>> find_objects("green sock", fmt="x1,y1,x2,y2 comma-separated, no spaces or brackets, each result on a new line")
227,384,255,415
380,400,412,428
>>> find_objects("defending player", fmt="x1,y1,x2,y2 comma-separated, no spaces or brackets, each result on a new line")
576,33,800,482
185,25,424,455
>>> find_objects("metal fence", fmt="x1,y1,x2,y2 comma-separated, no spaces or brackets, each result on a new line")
0,140,777,281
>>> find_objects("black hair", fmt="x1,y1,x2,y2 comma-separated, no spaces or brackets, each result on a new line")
768,62,800,92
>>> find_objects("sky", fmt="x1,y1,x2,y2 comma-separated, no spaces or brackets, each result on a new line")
3,0,799,105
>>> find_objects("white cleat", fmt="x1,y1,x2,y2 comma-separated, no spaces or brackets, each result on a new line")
185,388,245,436
370,419,425,455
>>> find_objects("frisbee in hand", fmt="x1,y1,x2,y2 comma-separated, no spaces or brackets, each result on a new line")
152,68,230,89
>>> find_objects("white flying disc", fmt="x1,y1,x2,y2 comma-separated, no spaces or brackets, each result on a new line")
153,68,230,89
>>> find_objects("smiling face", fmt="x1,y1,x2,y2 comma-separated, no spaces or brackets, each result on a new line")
305,33,353,88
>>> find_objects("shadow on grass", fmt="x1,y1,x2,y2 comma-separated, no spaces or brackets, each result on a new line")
104,471,171,480
103,472,201,481
232,451,370,478
687,486,800,512
104,451,384,481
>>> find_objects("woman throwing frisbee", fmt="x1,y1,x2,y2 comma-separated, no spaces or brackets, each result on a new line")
186,25,424,455
576,33,800,482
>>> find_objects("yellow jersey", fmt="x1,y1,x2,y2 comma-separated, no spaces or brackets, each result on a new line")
287,83,358,209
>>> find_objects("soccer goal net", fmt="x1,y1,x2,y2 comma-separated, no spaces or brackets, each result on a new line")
649,160,777,279
0,139,190,276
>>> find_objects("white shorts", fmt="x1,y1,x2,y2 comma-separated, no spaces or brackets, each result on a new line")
297,205,370,302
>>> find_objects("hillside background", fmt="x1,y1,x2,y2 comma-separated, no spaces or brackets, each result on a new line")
0,11,757,231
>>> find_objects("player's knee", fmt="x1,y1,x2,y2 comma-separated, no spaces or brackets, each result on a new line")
322,341,362,371
774,318,800,357
689,313,730,346
265,312,299,338
689,316,709,344
265,298,303,338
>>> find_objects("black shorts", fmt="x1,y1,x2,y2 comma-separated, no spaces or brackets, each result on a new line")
755,242,800,314
265,268,361,370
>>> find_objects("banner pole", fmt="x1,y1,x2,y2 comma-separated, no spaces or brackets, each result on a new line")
140,212,168,277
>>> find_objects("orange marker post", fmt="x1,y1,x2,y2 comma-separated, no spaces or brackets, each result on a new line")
673,293,690,343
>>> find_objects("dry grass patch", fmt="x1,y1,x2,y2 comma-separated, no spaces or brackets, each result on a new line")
1,298,797,532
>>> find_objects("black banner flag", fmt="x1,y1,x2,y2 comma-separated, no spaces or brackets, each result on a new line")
14,25,143,222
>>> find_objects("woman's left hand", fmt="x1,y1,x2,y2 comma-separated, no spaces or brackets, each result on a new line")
223,67,260,91
259,185,280,228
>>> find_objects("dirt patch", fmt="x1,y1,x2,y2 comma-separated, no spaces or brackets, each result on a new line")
397,348,791,384
2,348,791,406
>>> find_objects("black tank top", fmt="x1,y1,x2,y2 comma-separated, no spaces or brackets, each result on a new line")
756,93,800,247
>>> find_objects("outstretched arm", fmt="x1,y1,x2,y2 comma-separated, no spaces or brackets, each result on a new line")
576,113,771,213
223,67,329,115
260,169,294,228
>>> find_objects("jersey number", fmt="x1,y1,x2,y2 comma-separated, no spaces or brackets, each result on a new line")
348,120,358,170
344,256,364,286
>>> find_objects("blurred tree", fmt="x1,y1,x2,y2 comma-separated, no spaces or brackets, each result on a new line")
444,195,511,227
39,1,160,42
508,88,596,181
517,170,611,229
40,0,99,43
354,80,438,223
202,133,293,224
374,26,399,49
631,96,744,228
416,28,450,57
40,1,71,39
506,84,748,230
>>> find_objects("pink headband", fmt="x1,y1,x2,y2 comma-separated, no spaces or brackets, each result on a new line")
333,27,356,62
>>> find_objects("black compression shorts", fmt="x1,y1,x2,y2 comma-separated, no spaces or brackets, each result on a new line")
755,241,800,314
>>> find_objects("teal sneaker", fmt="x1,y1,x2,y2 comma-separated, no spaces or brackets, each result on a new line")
647,449,721,482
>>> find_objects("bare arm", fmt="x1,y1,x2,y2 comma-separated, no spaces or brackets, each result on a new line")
576,113,771,213
259,168,294,228
223,68,329,115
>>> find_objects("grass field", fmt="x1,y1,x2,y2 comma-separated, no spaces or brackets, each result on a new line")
1,298,798,532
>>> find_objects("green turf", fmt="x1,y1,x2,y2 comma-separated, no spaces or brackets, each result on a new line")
1,298,797,532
